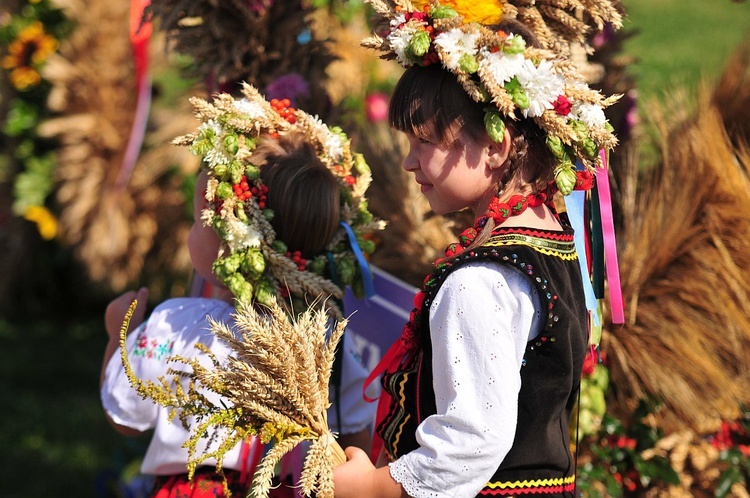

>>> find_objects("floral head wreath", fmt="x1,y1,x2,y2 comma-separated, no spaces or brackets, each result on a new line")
399,0,623,54
175,83,384,319
362,0,622,195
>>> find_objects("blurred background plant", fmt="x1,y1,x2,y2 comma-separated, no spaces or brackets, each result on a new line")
577,398,681,497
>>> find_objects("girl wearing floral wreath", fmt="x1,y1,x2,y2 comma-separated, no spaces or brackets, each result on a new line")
101,87,383,497
333,1,622,497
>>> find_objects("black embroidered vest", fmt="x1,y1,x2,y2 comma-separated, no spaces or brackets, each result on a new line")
376,226,588,497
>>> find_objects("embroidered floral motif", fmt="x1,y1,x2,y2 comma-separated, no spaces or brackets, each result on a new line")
133,330,175,361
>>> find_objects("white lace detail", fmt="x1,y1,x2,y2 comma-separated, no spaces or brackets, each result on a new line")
383,261,544,498
389,461,442,498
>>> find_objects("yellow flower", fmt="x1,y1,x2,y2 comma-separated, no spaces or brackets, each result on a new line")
412,0,505,25
23,205,58,240
2,21,59,90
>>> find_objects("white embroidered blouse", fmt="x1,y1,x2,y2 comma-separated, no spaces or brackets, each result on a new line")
388,261,542,498
101,297,374,475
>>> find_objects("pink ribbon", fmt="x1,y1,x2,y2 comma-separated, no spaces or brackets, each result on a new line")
596,150,624,324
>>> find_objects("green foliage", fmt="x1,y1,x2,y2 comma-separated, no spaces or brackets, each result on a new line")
622,0,750,103
578,398,680,497
715,407,750,497
11,152,57,215
0,316,151,498
1,0,71,224
716,448,749,497
311,0,366,25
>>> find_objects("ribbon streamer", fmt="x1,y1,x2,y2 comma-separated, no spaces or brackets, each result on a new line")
596,150,625,324
340,221,375,298
116,0,153,191
567,187,601,328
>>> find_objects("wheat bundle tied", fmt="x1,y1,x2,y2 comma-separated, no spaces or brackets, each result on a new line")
118,298,347,498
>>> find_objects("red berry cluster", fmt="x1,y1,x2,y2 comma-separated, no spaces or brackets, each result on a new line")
575,170,595,190
233,175,269,208
270,98,296,124
711,420,750,456
286,250,307,271
395,7,440,66
612,469,640,492
605,434,637,450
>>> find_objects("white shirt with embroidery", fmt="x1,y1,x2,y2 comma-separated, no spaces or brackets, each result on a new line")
388,261,542,498
101,297,374,475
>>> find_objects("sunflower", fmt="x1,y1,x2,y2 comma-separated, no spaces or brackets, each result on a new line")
2,21,58,90
411,0,504,25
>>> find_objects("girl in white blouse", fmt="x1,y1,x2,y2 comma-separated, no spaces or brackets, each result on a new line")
332,13,608,498
101,132,376,497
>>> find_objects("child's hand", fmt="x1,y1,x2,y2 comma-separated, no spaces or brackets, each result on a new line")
105,287,148,342
334,446,407,498
334,446,375,498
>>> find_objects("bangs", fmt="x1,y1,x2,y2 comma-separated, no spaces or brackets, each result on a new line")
388,65,486,146
388,67,439,141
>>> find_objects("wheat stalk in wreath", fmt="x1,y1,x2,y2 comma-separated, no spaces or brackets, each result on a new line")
118,298,347,498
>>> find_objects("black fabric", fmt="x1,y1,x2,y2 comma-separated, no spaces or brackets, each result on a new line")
377,226,588,497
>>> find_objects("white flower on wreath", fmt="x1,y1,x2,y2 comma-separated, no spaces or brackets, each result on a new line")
224,218,262,253
390,12,407,28
200,119,233,167
434,29,480,71
388,23,423,66
324,132,344,162
233,98,266,120
516,59,565,118
571,102,607,128
310,116,344,162
478,46,525,85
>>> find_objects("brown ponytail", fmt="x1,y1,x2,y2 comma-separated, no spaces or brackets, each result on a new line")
255,132,340,256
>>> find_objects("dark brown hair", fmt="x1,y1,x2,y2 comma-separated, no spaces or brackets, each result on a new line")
256,132,340,256
388,19,557,193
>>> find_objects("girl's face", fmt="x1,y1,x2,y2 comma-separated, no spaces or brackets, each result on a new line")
402,129,500,216
188,171,224,288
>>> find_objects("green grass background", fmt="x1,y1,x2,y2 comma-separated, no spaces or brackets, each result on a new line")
1,1,749,497
622,0,750,103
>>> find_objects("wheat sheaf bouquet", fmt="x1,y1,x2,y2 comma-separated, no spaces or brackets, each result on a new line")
118,297,347,498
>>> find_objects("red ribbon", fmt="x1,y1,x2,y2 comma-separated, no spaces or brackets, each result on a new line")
115,0,153,191
239,436,262,486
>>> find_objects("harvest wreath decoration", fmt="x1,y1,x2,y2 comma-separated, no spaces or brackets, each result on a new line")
362,0,622,194
174,82,384,319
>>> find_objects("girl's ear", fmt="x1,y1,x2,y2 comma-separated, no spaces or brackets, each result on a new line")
486,127,512,170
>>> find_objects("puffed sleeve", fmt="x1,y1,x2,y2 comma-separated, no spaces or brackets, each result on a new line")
100,298,236,433
388,261,541,498
101,321,163,432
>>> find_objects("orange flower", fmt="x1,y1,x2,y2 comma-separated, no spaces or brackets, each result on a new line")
411,0,505,25
23,205,58,240
2,21,59,90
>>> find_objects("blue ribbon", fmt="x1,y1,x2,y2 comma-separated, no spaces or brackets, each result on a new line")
567,188,601,327
340,221,375,298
